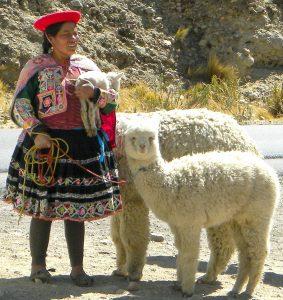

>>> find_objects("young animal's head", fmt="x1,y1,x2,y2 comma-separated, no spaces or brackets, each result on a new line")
106,72,124,92
76,71,110,90
124,120,160,163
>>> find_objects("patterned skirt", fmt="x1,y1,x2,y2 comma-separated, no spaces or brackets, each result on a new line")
3,128,122,221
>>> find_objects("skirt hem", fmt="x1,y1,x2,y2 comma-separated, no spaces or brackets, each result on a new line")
3,198,123,222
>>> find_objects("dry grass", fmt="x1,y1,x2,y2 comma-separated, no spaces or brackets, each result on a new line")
267,84,283,117
118,82,184,112
0,76,276,128
175,26,190,42
118,76,273,123
188,53,238,82
0,79,12,125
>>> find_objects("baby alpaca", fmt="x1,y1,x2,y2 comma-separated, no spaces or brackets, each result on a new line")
112,109,260,284
124,122,279,298
76,71,122,137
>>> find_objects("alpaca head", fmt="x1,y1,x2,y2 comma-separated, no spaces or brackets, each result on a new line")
76,71,110,91
106,72,124,92
76,71,124,93
124,119,160,163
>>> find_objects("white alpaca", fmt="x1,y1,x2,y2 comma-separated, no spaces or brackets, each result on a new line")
75,71,123,137
124,120,279,298
111,109,261,284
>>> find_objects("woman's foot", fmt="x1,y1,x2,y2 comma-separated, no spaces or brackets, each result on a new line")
70,266,93,287
30,265,52,283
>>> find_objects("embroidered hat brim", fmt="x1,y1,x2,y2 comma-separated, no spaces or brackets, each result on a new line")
33,10,81,31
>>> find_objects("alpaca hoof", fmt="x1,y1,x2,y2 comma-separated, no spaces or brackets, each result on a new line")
127,281,140,292
183,292,193,298
150,233,164,242
91,130,97,137
112,269,127,278
86,131,94,137
196,274,216,285
86,128,96,137
227,291,240,298
186,295,203,300
128,271,142,282
240,292,256,300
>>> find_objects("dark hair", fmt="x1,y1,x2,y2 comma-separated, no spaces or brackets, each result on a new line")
42,22,65,54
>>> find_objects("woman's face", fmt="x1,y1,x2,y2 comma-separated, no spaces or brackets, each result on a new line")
48,22,79,57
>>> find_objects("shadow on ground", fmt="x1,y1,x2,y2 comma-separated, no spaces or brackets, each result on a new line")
0,257,282,299
263,272,283,288
0,272,224,300
0,274,127,300
147,256,238,275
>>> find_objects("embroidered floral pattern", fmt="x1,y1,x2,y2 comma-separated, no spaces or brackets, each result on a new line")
13,98,40,129
13,170,118,188
37,67,67,118
11,194,122,221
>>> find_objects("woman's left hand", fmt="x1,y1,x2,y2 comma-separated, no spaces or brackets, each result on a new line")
75,83,94,100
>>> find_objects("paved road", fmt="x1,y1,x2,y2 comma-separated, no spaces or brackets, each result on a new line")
0,126,283,174
242,125,283,159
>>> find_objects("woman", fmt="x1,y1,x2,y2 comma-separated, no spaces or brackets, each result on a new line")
3,10,122,286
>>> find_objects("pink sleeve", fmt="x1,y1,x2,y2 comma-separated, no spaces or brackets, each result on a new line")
100,110,116,149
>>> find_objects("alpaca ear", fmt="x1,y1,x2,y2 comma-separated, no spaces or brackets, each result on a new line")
115,72,125,80
75,78,94,88
107,72,125,81
150,117,161,131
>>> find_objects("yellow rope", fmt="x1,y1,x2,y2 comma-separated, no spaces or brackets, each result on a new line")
18,132,125,224
18,133,69,224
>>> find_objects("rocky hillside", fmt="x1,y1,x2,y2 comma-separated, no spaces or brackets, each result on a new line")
0,0,282,102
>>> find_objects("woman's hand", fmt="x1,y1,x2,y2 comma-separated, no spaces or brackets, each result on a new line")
75,83,94,100
34,134,52,149
98,89,118,108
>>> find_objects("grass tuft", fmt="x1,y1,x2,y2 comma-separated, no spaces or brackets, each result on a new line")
118,76,273,123
175,26,190,42
267,84,283,117
188,53,238,82
0,79,11,125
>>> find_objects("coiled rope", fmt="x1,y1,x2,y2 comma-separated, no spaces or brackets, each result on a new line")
18,132,126,223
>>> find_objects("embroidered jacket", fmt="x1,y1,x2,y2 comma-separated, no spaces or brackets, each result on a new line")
10,54,117,148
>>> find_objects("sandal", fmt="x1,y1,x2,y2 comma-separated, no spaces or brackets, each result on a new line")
70,272,94,287
30,269,52,283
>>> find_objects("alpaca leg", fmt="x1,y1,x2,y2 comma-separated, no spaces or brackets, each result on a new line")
176,226,201,297
88,103,97,137
228,222,251,296
242,221,269,297
120,198,150,282
245,255,266,297
95,107,101,129
199,222,235,284
111,215,127,277
80,100,93,137
170,224,183,285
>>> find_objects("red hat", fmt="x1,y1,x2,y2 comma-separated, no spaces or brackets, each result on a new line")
33,10,81,31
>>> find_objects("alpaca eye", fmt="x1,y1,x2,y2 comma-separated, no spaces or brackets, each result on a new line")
149,136,154,143
131,137,136,141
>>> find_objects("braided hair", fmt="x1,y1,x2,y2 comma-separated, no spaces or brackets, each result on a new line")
42,22,65,54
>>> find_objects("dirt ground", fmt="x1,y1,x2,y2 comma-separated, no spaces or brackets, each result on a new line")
0,174,282,300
